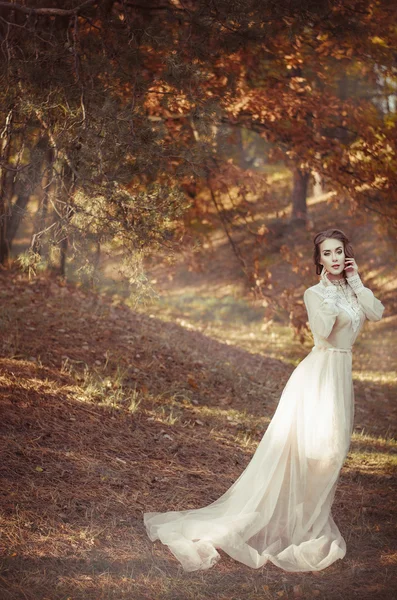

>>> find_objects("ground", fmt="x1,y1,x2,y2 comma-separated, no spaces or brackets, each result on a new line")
1,191,396,600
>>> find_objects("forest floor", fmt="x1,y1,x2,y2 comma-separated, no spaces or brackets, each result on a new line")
1,193,397,600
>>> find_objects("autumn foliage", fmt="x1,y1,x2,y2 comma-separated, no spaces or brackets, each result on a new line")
0,0,396,280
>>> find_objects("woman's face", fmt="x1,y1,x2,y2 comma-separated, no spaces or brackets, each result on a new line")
319,238,346,275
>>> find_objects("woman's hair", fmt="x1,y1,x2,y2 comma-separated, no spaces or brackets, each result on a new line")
313,229,354,275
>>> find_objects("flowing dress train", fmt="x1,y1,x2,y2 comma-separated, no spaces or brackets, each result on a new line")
143,273,384,572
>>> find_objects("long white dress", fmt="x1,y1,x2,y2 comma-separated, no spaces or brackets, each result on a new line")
143,273,384,572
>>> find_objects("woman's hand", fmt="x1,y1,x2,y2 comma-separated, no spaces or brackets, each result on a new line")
320,265,331,287
344,257,359,278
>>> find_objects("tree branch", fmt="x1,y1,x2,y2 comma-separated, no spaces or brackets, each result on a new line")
0,0,98,17
207,178,248,274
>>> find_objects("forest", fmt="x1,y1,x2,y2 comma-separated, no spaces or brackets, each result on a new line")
0,2,396,599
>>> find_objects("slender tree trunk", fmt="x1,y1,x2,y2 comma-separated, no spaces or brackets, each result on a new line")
0,110,13,264
36,145,56,256
59,234,68,277
290,167,310,225
58,162,75,277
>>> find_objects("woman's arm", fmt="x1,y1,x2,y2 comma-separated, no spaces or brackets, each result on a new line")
303,286,339,339
346,273,385,322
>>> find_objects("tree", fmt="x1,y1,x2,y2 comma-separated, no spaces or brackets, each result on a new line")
0,0,396,278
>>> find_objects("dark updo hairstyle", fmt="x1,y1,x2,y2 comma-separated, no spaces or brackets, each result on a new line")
313,229,354,275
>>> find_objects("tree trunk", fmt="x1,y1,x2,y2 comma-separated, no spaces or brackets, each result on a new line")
6,193,30,248
290,167,309,225
0,109,13,264
8,137,50,253
57,161,75,277
59,234,68,277
36,145,55,256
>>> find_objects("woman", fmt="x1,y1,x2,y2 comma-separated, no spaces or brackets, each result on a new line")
143,228,384,573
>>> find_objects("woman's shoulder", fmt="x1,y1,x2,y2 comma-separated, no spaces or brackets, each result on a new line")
304,281,325,300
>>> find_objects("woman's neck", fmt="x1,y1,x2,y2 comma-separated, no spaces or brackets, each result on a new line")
327,272,345,281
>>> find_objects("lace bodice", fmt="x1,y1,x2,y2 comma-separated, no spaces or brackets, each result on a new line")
303,273,384,350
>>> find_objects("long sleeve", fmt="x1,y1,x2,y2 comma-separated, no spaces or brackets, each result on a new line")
303,286,339,340
346,273,385,322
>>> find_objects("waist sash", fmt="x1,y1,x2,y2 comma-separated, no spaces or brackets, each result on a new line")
312,346,352,354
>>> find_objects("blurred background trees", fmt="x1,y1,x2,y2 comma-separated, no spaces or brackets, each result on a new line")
0,0,396,312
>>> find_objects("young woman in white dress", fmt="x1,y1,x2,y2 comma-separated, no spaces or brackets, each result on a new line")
143,228,384,573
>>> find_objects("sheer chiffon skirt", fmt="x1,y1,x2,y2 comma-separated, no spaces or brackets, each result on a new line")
143,347,354,572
